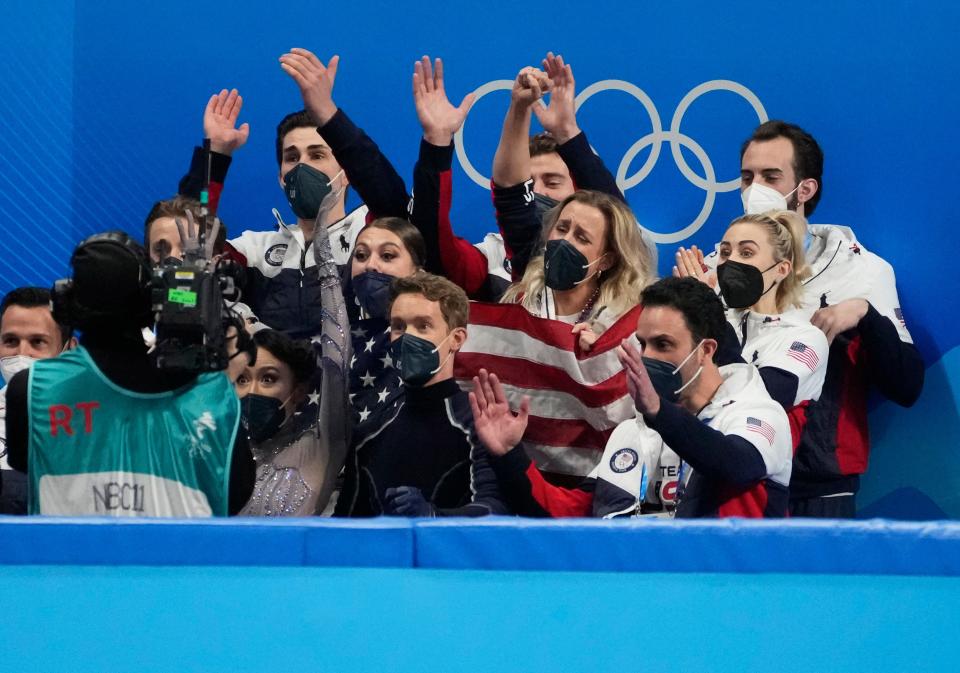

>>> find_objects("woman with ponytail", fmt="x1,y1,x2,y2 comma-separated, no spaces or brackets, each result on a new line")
677,210,828,410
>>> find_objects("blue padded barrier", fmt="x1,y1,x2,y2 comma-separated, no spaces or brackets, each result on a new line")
4,516,960,576
413,517,960,575
0,516,414,567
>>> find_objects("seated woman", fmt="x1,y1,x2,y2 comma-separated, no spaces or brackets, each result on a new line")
500,189,655,350
236,222,350,516
676,210,828,411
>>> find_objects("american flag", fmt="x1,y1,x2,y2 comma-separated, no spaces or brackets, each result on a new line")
454,302,643,478
348,317,403,427
787,341,819,371
746,416,776,444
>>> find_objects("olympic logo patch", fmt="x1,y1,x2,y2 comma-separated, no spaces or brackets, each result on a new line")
265,244,288,267
610,448,639,474
454,79,768,244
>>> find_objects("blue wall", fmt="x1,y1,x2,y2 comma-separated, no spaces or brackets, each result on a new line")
3,518,960,672
0,1,957,515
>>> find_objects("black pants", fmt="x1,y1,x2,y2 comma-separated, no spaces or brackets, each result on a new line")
0,469,27,514
789,494,856,518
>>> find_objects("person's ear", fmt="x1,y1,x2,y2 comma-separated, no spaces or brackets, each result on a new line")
599,251,616,273
66,337,78,351
335,165,350,188
291,383,310,408
776,258,792,284
278,170,286,191
797,178,818,209
449,326,468,354
700,338,718,363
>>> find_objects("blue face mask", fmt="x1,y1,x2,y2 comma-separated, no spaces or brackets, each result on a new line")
283,164,333,221
641,340,704,403
353,270,395,319
533,192,560,224
241,393,288,444
543,239,604,291
390,332,453,387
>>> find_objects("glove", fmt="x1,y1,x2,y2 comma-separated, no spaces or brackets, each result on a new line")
383,486,436,517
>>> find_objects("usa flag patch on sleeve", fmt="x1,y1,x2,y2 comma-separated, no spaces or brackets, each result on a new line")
787,341,820,371
747,416,776,444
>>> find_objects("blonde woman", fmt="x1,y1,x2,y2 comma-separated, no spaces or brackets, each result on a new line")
677,210,828,410
501,189,655,350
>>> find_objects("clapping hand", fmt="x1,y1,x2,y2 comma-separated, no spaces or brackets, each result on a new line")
532,52,580,143
279,48,340,126
468,368,530,457
204,88,250,156
413,56,476,147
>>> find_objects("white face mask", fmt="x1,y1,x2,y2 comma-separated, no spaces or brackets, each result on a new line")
741,182,800,215
0,354,37,383
673,339,705,396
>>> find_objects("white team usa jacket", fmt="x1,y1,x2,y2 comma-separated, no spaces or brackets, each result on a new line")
226,206,367,334
589,363,792,517
727,308,829,405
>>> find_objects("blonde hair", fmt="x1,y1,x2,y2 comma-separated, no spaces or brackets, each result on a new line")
729,209,810,311
501,190,656,322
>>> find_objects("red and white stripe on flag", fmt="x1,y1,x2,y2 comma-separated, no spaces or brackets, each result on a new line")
455,302,643,478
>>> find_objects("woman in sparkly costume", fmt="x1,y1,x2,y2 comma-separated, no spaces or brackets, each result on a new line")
236,220,351,516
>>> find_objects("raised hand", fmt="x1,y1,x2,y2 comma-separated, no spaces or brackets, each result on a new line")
413,56,476,147
279,48,340,126
617,337,661,419
532,52,580,143
511,66,553,109
204,88,250,155
468,368,530,457
673,245,717,288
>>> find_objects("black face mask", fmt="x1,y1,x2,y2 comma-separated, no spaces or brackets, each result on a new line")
283,164,333,221
533,193,560,224
642,357,683,403
390,333,447,387
716,260,779,309
160,256,182,268
241,394,287,444
353,270,395,319
544,239,594,291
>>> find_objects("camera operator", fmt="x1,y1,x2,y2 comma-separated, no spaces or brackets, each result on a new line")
5,232,254,516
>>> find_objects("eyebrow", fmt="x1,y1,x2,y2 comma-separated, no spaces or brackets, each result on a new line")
644,331,675,343
540,172,567,180
719,239,759,246
282,143,330,155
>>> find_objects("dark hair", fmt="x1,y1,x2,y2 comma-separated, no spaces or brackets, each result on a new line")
390,271,469,329
529,132,559,158
143,195,228,258
0,286,73,345
360,217,427,268
252,329,316,387
740,120,824,216
640,277,726,347
275,110,318,167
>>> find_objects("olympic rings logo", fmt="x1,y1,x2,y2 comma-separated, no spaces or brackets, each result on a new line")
453,79,768,244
